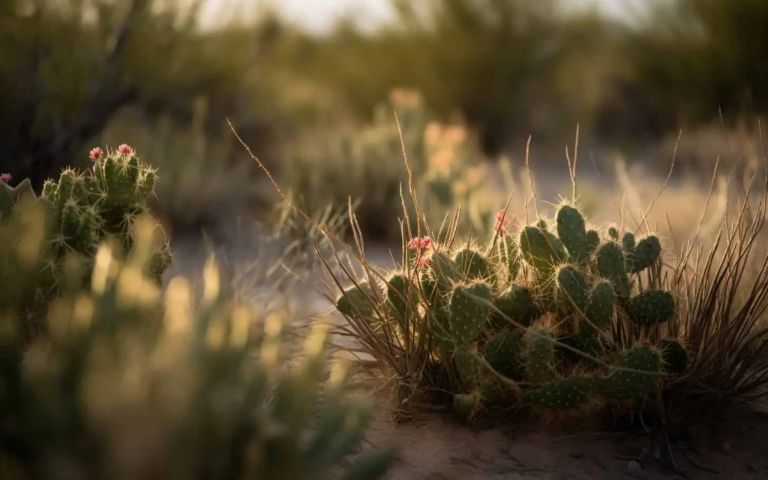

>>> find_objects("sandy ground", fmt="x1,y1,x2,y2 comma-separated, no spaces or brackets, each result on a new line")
367,402,768,479
169,223,768,480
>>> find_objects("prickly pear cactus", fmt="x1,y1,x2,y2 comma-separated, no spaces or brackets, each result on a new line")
333,202,683,418
338,281,377,320
596,241,631,298
627,235,661,273
524,376,594,411
519,225,566,275
556,205,594,262
494,284,540,327
659,339,688,375
525,327,556,383
484,330,524,378
600,346,662,399
448,283,492,345
556,265,589,313
628,290,675,325
454,248,493,280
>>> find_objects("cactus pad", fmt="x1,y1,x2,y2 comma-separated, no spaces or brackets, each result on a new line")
454,248,494,280
524,376,594,410
519,225,566,274
601,346,662,399
556,205,590,262
448,283,493,345
494,285,540,327
627,235,661,273
556,265,589,313
337,282,376,320
596,242,630,298
660,339,688,375
628,290,675,325
525,328,556,383
484,330,525,378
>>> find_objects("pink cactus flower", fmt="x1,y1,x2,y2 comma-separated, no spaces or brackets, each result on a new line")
117,144,133,156
494,209,508,236
0,173,11,184
408,236,433,251
89,147,103,161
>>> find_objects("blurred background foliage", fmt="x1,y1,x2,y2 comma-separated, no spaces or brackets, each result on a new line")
1,0,766,236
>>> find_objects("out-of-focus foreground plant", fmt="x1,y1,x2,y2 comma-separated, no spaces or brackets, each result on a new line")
0,202,392,480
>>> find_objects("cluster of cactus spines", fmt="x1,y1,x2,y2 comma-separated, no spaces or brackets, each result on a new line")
335,203,683,418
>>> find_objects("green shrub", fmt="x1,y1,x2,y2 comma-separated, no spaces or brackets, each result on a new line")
0,205,392,480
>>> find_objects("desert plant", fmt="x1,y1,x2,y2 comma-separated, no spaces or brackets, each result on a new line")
0,209,392,479
331,201,684,419
1,146,171,337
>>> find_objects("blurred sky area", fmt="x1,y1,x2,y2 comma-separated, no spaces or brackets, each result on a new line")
202,0,649,32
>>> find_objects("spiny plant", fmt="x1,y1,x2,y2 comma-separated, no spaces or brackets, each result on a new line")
1,145,171,337
332,201,688,419
0,213,392,480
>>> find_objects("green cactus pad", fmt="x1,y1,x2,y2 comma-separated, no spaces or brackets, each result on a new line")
337,282,376,320
556,265,589,313
453,391,483,421
660,339,688,375
585,230,600,257
519,225,566,274
448,283,493,345
524,376,594,410
627,290,675,325
454,349,484,384
453,248,494,280
493,285,540,327
386,274,417,324
627,235,661,273
621,232,636,252
431,251,459,286
585,281,615,332
556,205,590,262
596,242,630,298
601,346,662,399
525,328,556,383
608,227,619,240
484,331,525,378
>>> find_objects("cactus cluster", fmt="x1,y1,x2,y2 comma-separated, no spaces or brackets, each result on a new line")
0,146,171,335
39,146,170,279
336,204,687,418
